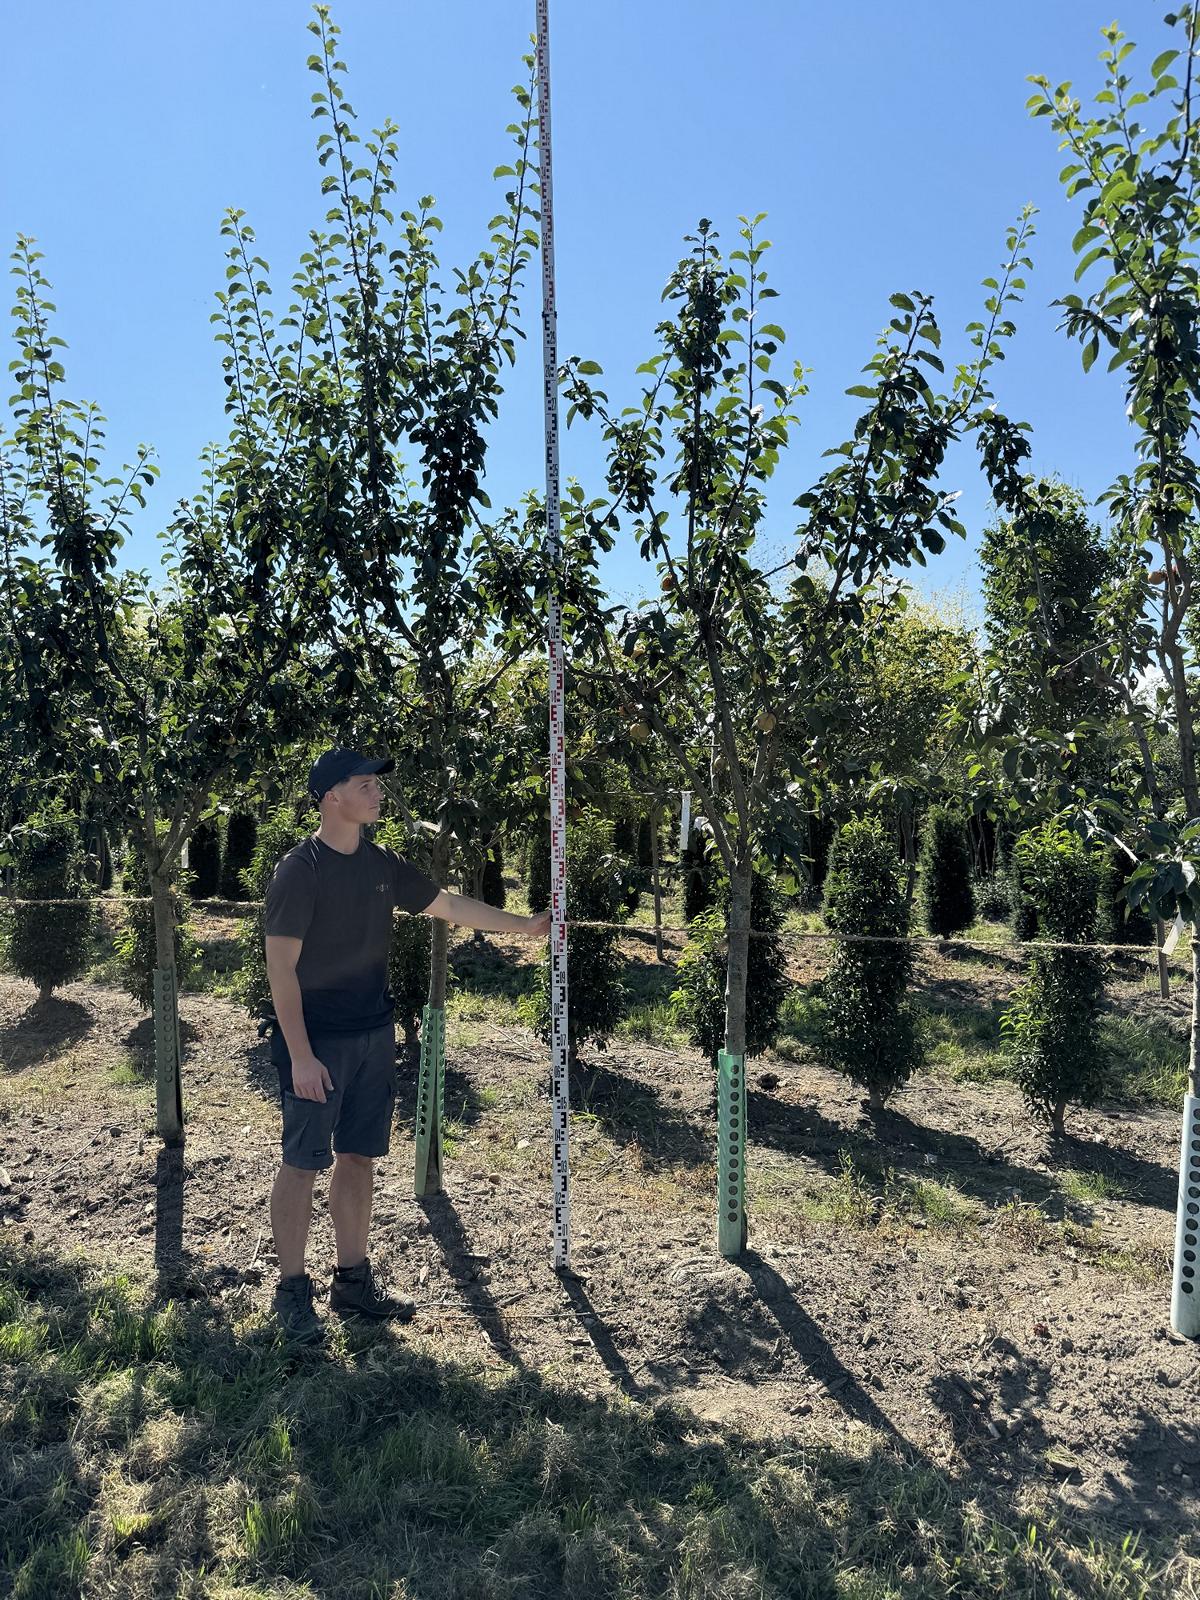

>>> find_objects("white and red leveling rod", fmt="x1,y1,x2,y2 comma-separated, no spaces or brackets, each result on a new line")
536,0,571,1272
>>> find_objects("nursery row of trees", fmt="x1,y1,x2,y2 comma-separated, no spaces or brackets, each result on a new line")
3,5,1200,1150
0,787,1147,1149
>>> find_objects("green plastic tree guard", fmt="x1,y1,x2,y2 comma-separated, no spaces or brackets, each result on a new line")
717,1049,747,1255
153,965,184,1144
414,1005,445,1196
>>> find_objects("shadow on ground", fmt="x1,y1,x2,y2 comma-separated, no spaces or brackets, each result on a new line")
2,1239,1184,1599
746,1090,1178,1215
0,995,94,1072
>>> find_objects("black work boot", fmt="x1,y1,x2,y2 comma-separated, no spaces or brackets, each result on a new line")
272,1272,324,1345
329,1257,415,1322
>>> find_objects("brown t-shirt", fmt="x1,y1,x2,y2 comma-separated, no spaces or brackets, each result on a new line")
263,833,439,1036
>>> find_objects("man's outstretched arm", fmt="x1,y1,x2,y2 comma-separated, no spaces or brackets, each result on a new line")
423,889,551,938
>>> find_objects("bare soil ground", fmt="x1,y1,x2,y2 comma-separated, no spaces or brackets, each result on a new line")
1,912,1198,1567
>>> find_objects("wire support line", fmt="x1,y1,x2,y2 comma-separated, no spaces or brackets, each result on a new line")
0,894,1189,963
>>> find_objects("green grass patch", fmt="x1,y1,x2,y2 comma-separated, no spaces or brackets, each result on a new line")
773,986,824,1062
615,998,687,1045
446,991,526,1032
1101,1014,1188,1108
1058,1169,1126,1205
919,995,1011,1086
0,1242,1186,1598
104,1052,150,1089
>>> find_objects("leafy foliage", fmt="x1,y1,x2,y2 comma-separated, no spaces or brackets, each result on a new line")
818,816,922,1108
1098,844,1155,946
1001,822,1106,1132
920,808,976,938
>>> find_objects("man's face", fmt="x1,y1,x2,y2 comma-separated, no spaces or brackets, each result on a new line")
328,772,383,824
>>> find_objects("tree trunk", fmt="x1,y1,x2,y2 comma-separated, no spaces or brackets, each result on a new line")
1156,918,1171,1001
37,984,53,1005
717,856,752,1258
1051,1097,1067,1137
150,860,184,1146
650,804,664,963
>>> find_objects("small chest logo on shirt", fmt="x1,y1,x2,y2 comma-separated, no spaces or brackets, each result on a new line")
377,881,389,894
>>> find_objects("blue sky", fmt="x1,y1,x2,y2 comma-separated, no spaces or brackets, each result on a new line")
1,0,1171,622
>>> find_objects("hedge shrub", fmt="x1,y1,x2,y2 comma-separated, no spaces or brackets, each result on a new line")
818,815,922,1109
920,807,975,939
681,830,717,923
3,807,95,1000
1098,843,1155,947
526,817,550,914
1001,822,1105,1133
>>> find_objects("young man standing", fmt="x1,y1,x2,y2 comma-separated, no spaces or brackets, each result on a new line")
264,747,550,1343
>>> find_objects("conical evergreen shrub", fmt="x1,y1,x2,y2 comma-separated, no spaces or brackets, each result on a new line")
920,807,976,939
3,806,95,1001
187,817,222,900
220,812,258,901
818,816,922,1109
1001,822,1105,1134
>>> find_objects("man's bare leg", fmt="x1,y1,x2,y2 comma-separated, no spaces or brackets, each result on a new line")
329,1152,374,1269
270,1163,319,1280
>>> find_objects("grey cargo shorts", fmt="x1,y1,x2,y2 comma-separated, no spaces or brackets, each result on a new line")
269,1024,397,1170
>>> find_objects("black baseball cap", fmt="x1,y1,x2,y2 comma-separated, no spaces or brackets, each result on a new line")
307,747,395,802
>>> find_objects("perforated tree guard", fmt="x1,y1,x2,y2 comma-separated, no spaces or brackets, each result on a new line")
413,1005,445,1197
1172,1092,1200,1338
717,1049,747,1256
